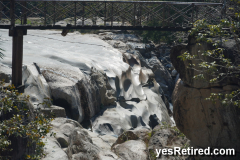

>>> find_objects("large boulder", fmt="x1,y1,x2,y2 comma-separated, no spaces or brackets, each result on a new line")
148,124,190,160
45,118,118,160
172,79,240,152
112,140,148,160
24,63,116,123
66,127,119,160
67,128,101,160
34,63,85,122
89,67,116,106
42,118,82,159
42,137,69,160
23,63,52,109
148,56,174,100
123,50,174,101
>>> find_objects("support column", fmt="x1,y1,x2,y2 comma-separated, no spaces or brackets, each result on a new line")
9,29,27,92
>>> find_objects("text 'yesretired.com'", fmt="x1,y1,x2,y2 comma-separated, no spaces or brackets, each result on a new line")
155,147,235,157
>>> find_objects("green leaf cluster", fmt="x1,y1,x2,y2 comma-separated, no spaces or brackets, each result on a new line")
0,81,54,160
178,0,240,108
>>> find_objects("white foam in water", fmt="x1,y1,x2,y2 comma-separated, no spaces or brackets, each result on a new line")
169,103,176,126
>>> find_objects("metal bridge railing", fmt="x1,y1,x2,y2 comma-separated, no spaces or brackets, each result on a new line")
0,0,224,29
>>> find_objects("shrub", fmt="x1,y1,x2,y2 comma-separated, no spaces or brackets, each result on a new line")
0,81,54,160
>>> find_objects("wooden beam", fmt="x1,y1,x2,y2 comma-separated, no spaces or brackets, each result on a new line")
104,2,106,26
23,1,27,24
44,1,47,26
111,2,113,27
11,29,26,91
10,0,15,27
74,1,77,26
133,3,136,27
82,2,85,26
0,0,2,21
11,25,192,31
53,1,56,25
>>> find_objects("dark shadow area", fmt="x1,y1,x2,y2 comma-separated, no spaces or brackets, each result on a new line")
81,119,92,130
139,117,146,126
149,114,159,129
115,76,120,97
52,97,74,119
130,115,138,128
123,79,131,92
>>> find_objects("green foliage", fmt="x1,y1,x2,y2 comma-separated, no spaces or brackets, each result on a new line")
149,149,157,160
119,131,130,143
178,0,240,108
0,81,54,160
15,19,32,25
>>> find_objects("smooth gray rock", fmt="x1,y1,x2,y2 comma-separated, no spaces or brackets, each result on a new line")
112,140,148,160
41,105,66,118
67,128,101,160
23,63,52,109
126,42,146,54
40,64,85,122
46,118,119,160
90,67,116,106
42,137,68,160
92,50,172,136
112,34,140,42
171,69,178,77
106,40,127,50
0,64,11,83
148,126,190,160
148,56,174,100
49,118,82,150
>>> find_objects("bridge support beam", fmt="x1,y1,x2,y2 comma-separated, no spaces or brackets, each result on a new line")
9,29,27,92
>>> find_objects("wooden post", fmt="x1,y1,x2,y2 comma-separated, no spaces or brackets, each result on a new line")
10,0,26,91
192,3,194,27
22,2,27,25
104,2,106,26
10,0,15,27
53,1,56,25
9,29,27,92
139,3,142,26
12,30,23,88
111,2,113,27
133,3,136,27
74,2,77,26
0,0,2,21
82,2,85,26
44,2,47,26
163,3,165,27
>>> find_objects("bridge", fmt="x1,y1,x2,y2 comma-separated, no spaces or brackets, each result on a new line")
1,0,224,31
0,0,228,89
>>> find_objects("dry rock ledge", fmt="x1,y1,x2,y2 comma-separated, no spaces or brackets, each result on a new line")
0,29,190,159
171,35,240,156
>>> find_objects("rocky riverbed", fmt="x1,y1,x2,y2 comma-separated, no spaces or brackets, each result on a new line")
0,29,183,159
1,28,239,160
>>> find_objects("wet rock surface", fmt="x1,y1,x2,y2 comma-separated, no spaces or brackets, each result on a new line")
0,29,186,160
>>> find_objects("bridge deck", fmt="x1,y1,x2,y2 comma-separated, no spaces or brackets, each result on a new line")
0,0,223,30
